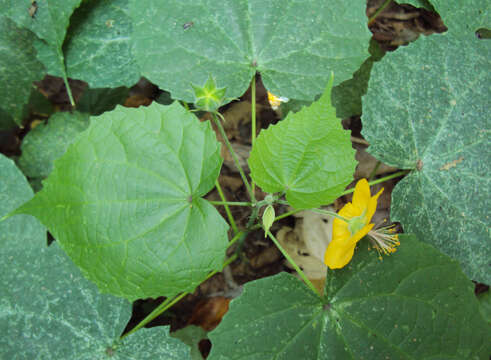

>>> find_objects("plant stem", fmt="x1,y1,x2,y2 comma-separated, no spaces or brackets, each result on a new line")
340,170,409,196
121,254,238,339
214,180,239,234
251,75,257,196
368,0,392,26
213,113,255,203
208,200,251,207
267,230,322,298
368,161,382,181
310,208,348,222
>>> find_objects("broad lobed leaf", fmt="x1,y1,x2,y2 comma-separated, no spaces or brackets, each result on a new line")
129,0,371,102
209,235,491,359
12,102,229,301
362,15,490,282
0,153,191,358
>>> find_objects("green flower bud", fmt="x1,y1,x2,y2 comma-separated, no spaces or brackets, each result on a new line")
262,204,275,238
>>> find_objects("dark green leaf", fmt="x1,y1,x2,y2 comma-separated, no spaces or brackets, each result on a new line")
63,0,140,88
362,31,490,282
77,87,130,116
0,16,44,127
130,0,371,102
18,111,90,180
209,235,491,359
12,102,228,301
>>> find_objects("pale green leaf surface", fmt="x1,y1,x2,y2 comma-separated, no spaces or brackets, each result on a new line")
13,102,229,301
249,80,356,209
4,0,83,78
63,0,140,88
0,158,190,358
431,0,490,35
172,325,208,360
18,111,90,179
208,235,491,359
0,16,44,127
362,33,490,282
130,0,371,102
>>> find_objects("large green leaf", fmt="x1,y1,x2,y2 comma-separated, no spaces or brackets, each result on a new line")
0,16,44,127
362,29,490,282
0,155,191,358
208,235,491,359
12,102,229,301
129,0,371,102
18,111,90,180
63,0,140,88
248,78,356,209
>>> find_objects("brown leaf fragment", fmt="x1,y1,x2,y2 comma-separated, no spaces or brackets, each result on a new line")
439,157,464,171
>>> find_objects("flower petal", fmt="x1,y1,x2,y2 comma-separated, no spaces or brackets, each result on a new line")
352,178,371,213
366,188,383,221
324,240,357,269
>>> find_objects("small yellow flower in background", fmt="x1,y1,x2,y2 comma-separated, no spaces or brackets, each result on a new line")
324,178,399,269
267,92,289,110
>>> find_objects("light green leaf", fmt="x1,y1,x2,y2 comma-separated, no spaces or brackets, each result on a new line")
362,31,490,282
208,235,491,359
77,87,130,116
63,0,140,88
12,102,229,301
18,111,90,180
0,16,44,127
249,78,356,209
130,0,371,102
399,0,435,12
0,157,191,358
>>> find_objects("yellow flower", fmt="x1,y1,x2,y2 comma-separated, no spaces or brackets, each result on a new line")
324,178,383,269
267,92,289,110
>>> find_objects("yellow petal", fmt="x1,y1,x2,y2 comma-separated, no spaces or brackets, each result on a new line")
366,188,383,222
352,178,371,213
324,241,357,269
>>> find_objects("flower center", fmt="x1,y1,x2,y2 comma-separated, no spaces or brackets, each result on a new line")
348,212,366,234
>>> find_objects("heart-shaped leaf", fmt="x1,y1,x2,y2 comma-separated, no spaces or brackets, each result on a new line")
208,235,491,359
362,24,490,282
0,154,191,358
129,0,371,102
12,102,229,301
249,78,356,209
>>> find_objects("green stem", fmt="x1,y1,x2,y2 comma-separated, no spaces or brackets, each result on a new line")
121,254,238,339
214,180,239,234
208,200,251,207
213,113,255,202
368,0,392,26
58,50,75,107
368,161,382,181
251,75,256,196
340,170,409,196
267,230,322,298
310,208,348,222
